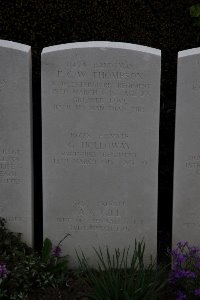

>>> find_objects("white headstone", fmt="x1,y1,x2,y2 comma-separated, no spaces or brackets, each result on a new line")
173,48,200,247
0,40,33,245
42,41,161,266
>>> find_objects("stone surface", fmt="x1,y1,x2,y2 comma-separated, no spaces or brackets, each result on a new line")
42,41,161,266
0,40,33,245
173,48,200,247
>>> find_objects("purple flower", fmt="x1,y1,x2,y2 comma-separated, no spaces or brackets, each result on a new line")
169,242,200,298
189,246,200,256
169,268,196,284
171,248,186,266
52,245,62,257
194,288,200,296
0,264,9,278
171,248,180,257
169,268,183,284
184,270,196,278
176,290,186,300
176,254,186,264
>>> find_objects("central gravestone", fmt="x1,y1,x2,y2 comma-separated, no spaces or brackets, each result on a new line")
42,42,161,266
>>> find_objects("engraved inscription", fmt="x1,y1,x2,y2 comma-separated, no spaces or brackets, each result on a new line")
52,131,143,168
3,216,24,222
0,148,21,184
183,222,200,228
185,153,200,175
56,200,130,232
0,79,6,92
50,59,152,113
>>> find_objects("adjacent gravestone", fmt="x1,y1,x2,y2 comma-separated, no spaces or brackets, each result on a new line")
0,40,33,245
173,48,200,247
42,41,161,266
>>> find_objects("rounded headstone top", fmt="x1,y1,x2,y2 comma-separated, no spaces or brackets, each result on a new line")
178,47,200,58
42,41,161,56
0,40,30,53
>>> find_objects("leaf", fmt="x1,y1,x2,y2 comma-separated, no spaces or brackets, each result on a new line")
50,260,68,274
41,238,52,263
190,4,200,18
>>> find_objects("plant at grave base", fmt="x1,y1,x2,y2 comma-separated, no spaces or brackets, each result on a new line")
76,240,168,300
0,217,70,299
168,241,200,299
41,235,70,282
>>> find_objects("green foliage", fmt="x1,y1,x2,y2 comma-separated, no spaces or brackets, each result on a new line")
77,240,168,300
41,238,53,263
190,4,200,29
0,218,69,299
0,217,173,299
190,4,200,18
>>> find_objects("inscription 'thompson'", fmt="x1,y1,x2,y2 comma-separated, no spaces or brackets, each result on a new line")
57,70,143,80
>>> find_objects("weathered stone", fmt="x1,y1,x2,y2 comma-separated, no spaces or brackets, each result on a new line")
0,40,33,245
173,48,200,247
42,41,161,266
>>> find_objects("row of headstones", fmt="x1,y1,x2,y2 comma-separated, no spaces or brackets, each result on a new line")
0,39,198,266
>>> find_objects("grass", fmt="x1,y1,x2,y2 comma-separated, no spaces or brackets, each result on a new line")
76,241,169,300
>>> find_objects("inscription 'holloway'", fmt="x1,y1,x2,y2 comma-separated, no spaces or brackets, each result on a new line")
0,40,33,245
42,41,161,267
